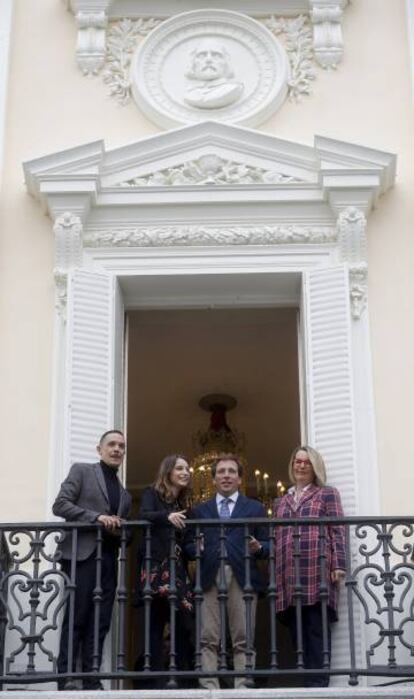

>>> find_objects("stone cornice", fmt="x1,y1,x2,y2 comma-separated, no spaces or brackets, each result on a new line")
23,123,396,220
66,0,348,19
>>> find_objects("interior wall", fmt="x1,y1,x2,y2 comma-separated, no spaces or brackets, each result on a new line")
126,307,300,497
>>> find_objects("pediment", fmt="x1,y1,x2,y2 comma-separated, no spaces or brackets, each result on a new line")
24,121,396,219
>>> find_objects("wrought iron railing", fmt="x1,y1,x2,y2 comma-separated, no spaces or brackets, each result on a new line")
0,516,413,689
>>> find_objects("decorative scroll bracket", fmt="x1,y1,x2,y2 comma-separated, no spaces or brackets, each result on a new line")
309,0,347,68
75,10,108,75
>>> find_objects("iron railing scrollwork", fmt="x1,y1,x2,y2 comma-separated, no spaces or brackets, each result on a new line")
0,517,413,688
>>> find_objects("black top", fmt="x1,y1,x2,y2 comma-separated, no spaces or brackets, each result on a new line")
139,486,184,562
100,461,121,515
100,461,122,552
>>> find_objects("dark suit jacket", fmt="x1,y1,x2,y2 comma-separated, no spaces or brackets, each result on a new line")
184,493,269,592
52,462,131,561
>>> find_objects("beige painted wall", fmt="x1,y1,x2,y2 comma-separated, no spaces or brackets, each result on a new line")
0,0,413,519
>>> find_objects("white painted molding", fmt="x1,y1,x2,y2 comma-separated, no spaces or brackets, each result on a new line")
118,155,304,186
309,0,346,68
23,123,395,323
67,0,347,19
262,15,316,102
337,206,367,264
130,10,290,128
349,263,368,320
23,121,396,222
337,206,368,319
75,10,108,75
66,2,350,114
83,224,337,248
0,0,13,192
53,212,84,319
406,0,414,94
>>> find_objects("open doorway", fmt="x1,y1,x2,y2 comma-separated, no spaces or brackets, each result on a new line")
126,306,301,492
123,305,301,683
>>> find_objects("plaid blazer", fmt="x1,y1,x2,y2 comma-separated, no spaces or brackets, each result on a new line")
273,484,345,615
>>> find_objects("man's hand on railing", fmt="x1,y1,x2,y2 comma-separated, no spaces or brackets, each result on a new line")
97,514,122,532
168,510,187,529
248,536,263,555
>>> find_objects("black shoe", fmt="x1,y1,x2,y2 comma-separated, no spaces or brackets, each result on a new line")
83,680,104,690
57,679,77,691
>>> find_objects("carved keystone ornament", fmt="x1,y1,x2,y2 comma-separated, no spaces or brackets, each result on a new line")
130,10,290,128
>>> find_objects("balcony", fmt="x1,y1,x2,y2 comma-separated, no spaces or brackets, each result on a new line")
0,517,413,695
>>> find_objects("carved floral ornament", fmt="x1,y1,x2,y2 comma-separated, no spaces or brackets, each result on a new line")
118,155,304,187
83,224,336,248
67,3,349,120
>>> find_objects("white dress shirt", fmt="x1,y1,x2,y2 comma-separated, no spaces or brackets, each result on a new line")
216,491,239,516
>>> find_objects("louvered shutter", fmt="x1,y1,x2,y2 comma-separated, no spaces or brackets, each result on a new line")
302,266,362,683
64,268,124,467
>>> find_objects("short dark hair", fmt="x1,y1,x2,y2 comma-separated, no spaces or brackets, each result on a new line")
99,430,125,445
211,453,243,478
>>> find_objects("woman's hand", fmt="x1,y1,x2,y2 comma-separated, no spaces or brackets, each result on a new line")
168,510,187,529
331,569,346,583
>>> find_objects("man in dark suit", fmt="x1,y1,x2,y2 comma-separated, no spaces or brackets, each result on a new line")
185,453,268,689
53,430,131,691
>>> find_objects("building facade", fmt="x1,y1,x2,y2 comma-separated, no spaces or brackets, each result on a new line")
0,0,414,687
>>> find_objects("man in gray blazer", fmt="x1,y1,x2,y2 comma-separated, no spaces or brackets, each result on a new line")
53,430,131,691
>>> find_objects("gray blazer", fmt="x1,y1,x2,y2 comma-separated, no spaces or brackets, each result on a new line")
52,462,132,561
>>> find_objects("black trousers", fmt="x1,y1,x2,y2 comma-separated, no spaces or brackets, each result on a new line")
282,603,332,687
148,597,193,688
57,549,117,684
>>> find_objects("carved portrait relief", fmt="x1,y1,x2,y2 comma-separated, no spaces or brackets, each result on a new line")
130,10,290,128
184,39,244,110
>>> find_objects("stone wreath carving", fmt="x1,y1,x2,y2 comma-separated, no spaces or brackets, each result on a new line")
101,14,317,107
103,18,163,104
117,155,304,187
262,16,315,102
84,225,336,248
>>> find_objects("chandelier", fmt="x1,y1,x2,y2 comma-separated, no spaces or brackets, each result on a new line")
190,394,246,502
189,393,287,510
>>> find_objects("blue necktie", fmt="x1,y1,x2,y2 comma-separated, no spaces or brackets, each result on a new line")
220,497,232,519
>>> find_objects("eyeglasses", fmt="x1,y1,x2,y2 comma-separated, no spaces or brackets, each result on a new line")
293,458,312,466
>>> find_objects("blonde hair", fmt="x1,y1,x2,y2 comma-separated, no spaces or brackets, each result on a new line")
287,445,327,487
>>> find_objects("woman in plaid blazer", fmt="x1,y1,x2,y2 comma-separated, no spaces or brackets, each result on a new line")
273,446,345,687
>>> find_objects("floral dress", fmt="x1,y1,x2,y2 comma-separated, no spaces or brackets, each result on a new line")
138,486,193,613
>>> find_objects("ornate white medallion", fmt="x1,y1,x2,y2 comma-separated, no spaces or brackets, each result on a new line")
130,9,290,128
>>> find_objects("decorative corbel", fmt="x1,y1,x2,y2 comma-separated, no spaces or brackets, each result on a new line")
75,10,108,75
337,206,368,319
309,0,346,68
54,268,69,320
349,263,368,320
53,212,83,320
